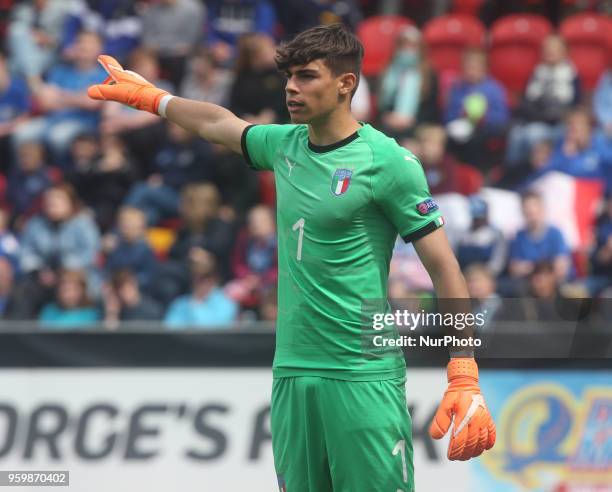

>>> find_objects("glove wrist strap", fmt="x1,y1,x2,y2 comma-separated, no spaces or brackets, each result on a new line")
447,357,478,382
157,94,175,118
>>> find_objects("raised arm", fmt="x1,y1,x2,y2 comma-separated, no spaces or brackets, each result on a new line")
164,98,249,154
87,55,249,154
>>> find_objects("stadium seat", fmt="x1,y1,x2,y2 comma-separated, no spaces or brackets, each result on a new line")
357,15,415,77
560,13,612,91
147,227,177,260
489,14,553,99
455,163,483,195
451,0,484,16
259,172,276,207
423,14,485,74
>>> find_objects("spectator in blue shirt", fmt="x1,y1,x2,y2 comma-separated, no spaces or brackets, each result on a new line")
509,191,571,281
165,248,238,329
12,183,101,319
272,0,362,40
39,269,100,328
457,196,507,276
123,121,213,225
103,206,157,291
206,0,276,65
7,0,71,80
0,52,30,120
7,140,54,225
0,53,30,171
19,184,101,278
546,108,610,181
14,31,106,163
61,0,142,62
445,47,509,171
499,139,553,191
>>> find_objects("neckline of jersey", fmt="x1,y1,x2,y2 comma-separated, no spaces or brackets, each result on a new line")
307,125,364,153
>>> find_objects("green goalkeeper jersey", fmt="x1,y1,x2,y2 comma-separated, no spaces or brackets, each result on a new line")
242,123,444,381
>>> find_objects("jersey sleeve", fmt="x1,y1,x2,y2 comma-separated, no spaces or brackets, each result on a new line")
241,124,294,172
372,146,444,243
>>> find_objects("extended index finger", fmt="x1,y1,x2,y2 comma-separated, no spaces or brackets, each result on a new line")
96,55,124,82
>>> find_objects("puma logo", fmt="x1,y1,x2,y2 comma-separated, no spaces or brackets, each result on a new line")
285,156,297,176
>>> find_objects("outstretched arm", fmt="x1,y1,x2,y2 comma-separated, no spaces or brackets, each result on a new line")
88,55,250,154
164,97,249,154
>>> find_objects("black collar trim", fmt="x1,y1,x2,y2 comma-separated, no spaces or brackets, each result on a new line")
308,130,360,153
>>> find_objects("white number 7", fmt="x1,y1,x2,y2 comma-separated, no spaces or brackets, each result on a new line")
292,218,305,261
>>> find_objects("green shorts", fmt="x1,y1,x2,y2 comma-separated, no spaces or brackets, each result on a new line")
271,376,414,492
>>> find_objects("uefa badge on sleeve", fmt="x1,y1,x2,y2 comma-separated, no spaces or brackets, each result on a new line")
416,198,439,215
331,168,353,196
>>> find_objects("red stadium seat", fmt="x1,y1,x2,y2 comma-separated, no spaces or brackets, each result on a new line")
451,0,484,16
560,13,612,91
357,15,415,77
455,164,483,195
258,172,276,207
489,14,553,99
423,14,485,74
147,227,177,260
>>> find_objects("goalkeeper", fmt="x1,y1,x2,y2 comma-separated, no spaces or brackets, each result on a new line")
89,24,495,492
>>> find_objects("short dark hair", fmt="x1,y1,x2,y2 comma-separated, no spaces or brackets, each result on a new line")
57,269,93,308
110,269,138,291
521,190,542,204
462,46,488,65
531,261,555,276
46,182,84,215
275,24,364,87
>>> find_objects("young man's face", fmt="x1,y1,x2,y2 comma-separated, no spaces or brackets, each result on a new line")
542,37,566,65
522,197,545,229
284,59,353,124
74,32,103,68
418,131,445,165
530,269,557,299
566,114,591,145
466,270,494,299
462,54,487,84
58,277,84,309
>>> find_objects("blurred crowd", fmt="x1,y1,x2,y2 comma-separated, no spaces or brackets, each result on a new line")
0,0,610,328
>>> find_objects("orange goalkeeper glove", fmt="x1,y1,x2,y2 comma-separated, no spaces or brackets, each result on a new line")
87,55,171,115
429,358,496,461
